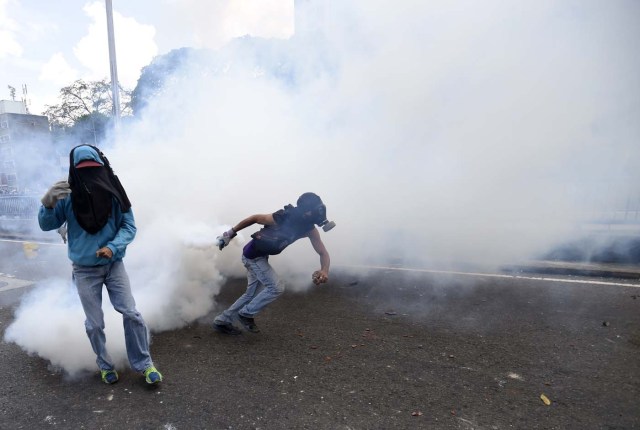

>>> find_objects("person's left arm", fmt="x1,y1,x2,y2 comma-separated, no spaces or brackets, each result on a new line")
308,228,330,284
97,208,137,259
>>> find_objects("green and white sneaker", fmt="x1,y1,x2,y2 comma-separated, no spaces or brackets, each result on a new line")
143,366,163,385
100,369,119,384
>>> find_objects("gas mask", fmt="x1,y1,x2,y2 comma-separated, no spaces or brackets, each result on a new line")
309,203,336,232
296,192,336,232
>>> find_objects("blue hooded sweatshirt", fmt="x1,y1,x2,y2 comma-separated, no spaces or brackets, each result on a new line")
38,146,136,266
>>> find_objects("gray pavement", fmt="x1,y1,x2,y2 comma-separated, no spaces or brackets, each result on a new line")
1,238,639,429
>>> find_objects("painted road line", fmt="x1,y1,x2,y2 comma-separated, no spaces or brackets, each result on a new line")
0,238,64,246
0,275,34,292
338,264,640,288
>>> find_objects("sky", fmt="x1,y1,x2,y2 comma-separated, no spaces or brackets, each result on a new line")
0,0,294,114
3,0,640,375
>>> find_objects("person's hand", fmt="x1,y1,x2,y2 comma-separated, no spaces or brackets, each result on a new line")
41,181,71,208
216,228,237,250
312,270,328,285
96,247,113,259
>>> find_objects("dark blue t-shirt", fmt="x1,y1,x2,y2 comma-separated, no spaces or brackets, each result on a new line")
243,206,315,259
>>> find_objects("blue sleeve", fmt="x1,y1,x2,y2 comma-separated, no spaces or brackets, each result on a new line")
106,208,136,258
37,199,67,231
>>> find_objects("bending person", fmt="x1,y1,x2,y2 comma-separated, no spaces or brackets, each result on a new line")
214,192,335,335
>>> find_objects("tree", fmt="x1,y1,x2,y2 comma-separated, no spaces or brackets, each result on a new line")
44,79,132,128
43,79,132,147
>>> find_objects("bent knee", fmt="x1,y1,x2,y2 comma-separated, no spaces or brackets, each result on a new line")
272,279,285,294
84,320,104,333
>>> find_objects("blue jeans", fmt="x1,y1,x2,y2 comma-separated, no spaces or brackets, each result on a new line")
72,260,153,372
214,255,285,324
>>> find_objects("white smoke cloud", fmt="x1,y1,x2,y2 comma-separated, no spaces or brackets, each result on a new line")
3,278,128,375
162,0,294,50
4,0,640,374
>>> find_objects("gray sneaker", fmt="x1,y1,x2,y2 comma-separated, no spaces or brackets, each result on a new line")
238,314,260,333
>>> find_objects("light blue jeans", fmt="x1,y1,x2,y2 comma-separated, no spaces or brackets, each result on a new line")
214,255,285,325
72,260,153,373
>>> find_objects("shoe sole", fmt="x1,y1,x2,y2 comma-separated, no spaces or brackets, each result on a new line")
242,325,260,333
213,323,242,336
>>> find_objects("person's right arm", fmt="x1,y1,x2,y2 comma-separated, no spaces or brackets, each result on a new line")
217,213,275,250
38,199,67,231
231,213,275,233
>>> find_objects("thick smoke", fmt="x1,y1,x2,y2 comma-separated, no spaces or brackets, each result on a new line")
5,0,640,374
4,278,128,375
120,0,639,267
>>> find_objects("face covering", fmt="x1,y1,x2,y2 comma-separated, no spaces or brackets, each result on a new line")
68,145,131,234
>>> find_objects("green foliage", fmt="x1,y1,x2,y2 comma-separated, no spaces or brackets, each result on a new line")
43,79,132,146
43,79,132,129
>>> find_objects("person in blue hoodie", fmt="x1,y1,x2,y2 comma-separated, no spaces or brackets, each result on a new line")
38,144,162,385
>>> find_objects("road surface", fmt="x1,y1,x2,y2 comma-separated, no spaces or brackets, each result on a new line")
0,239,639,429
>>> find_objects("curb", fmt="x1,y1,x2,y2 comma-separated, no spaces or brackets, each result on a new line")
502,260,640,280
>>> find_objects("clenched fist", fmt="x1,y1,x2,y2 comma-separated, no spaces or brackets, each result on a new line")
312,270,328,285
96,247,113,259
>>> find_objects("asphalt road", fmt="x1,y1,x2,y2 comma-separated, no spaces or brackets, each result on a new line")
1,239,639,429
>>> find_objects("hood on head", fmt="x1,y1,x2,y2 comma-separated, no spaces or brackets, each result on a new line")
72,146,104,168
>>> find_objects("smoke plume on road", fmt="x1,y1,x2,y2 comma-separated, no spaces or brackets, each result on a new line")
4,0,639,374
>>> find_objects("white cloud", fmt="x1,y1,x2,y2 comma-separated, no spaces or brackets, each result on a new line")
39,52,78,86
73,1,158,88
167,0,294,49
0,0,22,58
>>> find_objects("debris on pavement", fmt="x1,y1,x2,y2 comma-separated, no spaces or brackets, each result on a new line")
540,394,551,406
507,372,524,381
411,411,423,416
